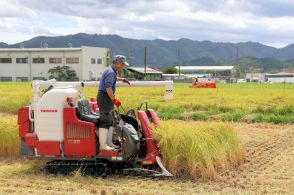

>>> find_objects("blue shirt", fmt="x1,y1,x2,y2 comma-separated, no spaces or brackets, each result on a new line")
99,65,117,93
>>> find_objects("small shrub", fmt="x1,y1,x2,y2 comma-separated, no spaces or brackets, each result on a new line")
191,112,208,121
223,110,245,122
253,114,294,124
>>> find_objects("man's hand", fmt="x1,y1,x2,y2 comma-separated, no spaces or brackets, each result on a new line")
112,98,121,107
122,78,130,85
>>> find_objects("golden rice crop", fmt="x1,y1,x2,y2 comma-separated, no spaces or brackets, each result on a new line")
0,82,31,114
153,120,244,180
92,83,294,117
1,82,294,123
1,82,294,115
0,113,19,157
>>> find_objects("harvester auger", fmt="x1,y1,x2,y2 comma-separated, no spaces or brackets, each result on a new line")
17,79,172,178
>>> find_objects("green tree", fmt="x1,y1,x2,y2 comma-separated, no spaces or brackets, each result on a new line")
161,66,177,74
48,66,78,81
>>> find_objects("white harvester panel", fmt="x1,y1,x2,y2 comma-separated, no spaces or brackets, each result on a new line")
35,87,78,141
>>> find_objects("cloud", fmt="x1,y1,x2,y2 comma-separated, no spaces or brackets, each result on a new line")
0,0,293,47
244,0,294,17
0,0,35,17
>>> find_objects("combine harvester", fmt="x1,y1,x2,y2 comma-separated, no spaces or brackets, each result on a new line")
190,81,216,88
17,79,172,177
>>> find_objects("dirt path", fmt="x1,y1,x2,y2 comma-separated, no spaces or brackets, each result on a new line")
0,123,293,194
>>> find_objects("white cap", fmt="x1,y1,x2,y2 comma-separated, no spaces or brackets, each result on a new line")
113,55,130,66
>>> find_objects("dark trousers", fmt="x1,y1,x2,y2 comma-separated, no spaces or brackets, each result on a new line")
97,92,114,128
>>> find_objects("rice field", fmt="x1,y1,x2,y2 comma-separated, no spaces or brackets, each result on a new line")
0,81,293,181
0,82,31,114
97,82,294,123
1,123,293,194
1,82,294,123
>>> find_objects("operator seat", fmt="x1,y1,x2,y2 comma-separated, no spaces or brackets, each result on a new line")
77,98,100,127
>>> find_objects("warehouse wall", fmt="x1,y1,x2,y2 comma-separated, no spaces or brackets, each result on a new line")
0,47,108,81
81,46,108,80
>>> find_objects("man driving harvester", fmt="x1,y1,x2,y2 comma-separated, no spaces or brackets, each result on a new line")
97,55,130,151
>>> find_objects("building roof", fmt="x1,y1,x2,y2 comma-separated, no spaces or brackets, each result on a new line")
127,67,163,74
0,48,82,52
175,66,234,71
162,74,185,77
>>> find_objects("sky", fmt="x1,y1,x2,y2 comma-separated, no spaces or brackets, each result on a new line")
0,0,294,48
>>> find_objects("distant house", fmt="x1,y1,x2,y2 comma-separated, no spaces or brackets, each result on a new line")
265,72,294,83
184,74,212,82
246,73,265,82
175,66,235,82
127,66,163,80
162,74,186,80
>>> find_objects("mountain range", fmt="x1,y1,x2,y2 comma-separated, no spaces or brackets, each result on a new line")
1,33,294,67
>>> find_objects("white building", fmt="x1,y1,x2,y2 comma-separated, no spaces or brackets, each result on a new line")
265,72,294,83
0,46,109,81
246,73,265,82
175,66,236,82
162,74,186,80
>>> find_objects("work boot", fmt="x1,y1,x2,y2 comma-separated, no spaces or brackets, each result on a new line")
99,128,114,151
107,126,120,149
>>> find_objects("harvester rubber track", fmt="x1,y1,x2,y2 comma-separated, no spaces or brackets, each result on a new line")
45,160,109,178
44,160,170,178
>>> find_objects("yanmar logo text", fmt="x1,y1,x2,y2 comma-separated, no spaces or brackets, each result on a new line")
40,109,57,113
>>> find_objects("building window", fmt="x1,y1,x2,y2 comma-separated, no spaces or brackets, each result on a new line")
0,77,12,81
16,58,28,64
16,77,28,81
32,77,46,80
66,57,79,64
0,58,12,63
32,58,45,63
49,58,62,64
97,58,102,64
91,58,96,64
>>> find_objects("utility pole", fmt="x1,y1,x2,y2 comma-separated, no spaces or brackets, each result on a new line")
235,44,239,82
144,47,147,75
178,49,181,77
128,52,133,66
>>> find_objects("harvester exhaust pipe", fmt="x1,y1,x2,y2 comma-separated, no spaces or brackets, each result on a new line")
155,156,173,177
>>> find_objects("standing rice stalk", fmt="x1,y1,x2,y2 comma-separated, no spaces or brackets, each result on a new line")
153,120,244,180
0,113,19,157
